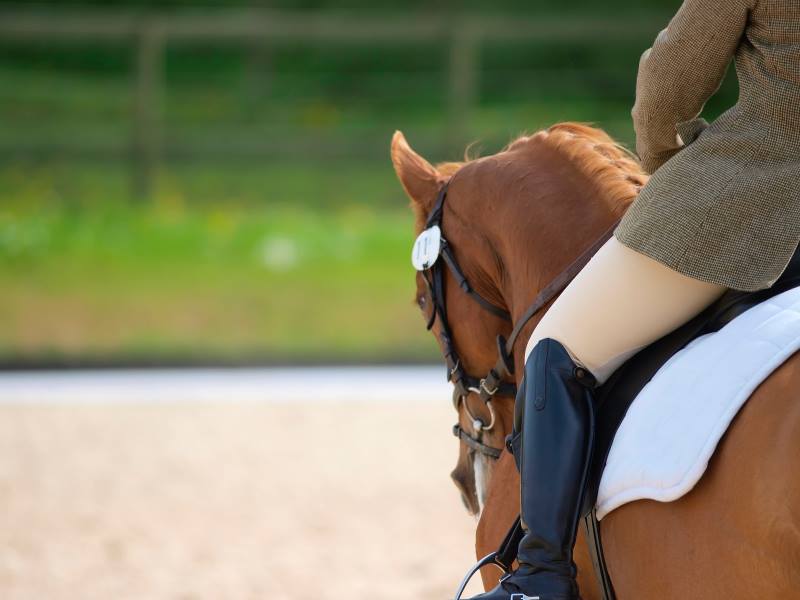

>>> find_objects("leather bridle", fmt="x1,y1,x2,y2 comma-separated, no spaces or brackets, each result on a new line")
419,178,621,459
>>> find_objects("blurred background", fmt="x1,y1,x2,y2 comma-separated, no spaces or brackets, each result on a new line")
0,0,741,366
0,1,740,598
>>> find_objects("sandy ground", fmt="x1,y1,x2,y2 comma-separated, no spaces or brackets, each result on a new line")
0,397,486,600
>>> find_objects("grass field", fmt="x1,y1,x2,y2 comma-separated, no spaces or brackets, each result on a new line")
0,162,439,363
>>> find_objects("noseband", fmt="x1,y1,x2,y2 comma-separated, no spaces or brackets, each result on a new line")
417,178,621,459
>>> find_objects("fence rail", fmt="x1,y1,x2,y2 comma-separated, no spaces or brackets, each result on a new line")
0,10,664,198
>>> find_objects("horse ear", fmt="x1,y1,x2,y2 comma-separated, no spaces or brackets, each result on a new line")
391,131,443,211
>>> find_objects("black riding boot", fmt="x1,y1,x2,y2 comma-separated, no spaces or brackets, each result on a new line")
464,337,597,600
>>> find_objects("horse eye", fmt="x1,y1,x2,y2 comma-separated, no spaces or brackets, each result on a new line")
417,296,427,309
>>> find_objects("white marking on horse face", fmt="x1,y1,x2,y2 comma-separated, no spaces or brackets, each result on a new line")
473,452,489,517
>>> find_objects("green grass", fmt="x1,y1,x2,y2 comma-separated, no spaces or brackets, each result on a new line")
0,173,438,362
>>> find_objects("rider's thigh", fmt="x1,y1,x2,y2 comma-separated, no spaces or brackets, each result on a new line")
524,236,727,385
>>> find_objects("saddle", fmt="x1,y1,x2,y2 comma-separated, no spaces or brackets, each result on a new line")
495,243,800,600
589,243,800,510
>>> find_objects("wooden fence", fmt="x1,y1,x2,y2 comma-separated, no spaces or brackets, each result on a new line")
0,10,663,198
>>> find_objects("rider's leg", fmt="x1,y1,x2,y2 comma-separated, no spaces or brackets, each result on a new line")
524,236,727,385
468,236,727,600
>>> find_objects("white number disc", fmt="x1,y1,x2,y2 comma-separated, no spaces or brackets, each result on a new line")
411,225,442,271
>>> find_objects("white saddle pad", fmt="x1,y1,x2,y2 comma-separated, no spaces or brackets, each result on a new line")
596,285,800,520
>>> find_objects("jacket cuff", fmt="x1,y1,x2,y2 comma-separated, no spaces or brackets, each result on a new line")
675,117,710,146
639,148,680,175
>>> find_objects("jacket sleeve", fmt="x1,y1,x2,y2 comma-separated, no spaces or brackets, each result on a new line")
632,0,753,174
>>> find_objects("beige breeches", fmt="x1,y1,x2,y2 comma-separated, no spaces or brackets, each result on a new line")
524,236,728,386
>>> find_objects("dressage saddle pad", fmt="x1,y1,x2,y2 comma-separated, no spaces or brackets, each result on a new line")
595,285,800,519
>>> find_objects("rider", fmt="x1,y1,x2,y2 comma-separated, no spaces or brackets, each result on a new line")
469,0,800,598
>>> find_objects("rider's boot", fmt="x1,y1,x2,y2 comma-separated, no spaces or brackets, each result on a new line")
463,337,597,600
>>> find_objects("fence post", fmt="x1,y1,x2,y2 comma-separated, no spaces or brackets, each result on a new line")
243,5,272,118
133,20,164,200
243,40,271,119
447,22,479,156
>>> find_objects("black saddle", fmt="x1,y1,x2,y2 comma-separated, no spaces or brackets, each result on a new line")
494,244,800,600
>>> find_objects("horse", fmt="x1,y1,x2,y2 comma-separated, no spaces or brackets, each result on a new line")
390,123,800,599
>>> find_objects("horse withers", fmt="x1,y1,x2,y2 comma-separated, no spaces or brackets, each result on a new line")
391,124,800,599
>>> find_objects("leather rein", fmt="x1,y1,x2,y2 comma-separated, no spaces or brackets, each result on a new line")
421,179,621,459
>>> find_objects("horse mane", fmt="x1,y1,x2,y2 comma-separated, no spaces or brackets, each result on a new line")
525,122,647,214
432,121,647,220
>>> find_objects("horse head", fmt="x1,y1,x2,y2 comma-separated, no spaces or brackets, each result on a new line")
391,126,645,516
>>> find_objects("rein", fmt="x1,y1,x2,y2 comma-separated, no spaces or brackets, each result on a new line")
420,179,622,459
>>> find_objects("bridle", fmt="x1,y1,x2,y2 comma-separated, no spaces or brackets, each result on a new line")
421,179,621,458
417,178,621,459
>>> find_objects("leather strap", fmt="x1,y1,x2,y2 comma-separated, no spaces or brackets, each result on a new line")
441,242,512,321
503,218,622,359
583,510,616,600
452,424,504,459
494,516,524,572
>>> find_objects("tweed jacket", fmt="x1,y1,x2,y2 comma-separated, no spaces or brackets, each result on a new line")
613,0,800,292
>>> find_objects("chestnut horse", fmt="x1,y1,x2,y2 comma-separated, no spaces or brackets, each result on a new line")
391,123,800,599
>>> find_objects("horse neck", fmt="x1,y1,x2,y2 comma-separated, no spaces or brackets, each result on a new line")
492,182,625,375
